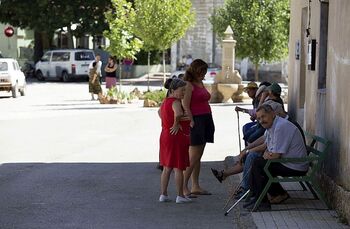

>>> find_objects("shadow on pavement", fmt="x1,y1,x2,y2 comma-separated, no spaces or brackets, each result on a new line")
0,162,239,229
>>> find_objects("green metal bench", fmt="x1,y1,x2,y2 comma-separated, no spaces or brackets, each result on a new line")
251,131,332,212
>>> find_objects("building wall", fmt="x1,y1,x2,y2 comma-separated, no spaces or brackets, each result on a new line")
289,0,350,222
0,24,18,58
171,0,224,70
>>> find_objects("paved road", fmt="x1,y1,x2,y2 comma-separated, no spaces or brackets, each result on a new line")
0,80,253,228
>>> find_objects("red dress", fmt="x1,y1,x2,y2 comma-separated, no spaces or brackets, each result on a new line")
159,97,190,170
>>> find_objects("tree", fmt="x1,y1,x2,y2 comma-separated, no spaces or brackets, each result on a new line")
210,0,289,80
0,0,111,61
103,0,143,90
133,0,195,90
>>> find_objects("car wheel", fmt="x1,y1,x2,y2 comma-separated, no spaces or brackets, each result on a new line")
20,83,26,96
36,71,45,81
62,71,69,82
11,83,18,98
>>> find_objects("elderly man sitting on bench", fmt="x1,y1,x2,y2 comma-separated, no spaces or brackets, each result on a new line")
243,104,309,211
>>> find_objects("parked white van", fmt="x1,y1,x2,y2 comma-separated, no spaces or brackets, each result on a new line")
35,49,95,82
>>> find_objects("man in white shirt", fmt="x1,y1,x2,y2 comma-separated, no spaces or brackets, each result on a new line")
89,54,102,77
244,104,308,211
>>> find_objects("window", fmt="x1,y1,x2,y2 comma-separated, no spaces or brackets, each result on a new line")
41,52,51,62
75,51,94,61
52,52,70,62
0,62,8,71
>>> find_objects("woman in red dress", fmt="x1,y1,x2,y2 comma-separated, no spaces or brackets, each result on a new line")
158,78,191,204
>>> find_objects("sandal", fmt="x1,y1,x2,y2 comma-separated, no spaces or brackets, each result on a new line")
211,168,224,183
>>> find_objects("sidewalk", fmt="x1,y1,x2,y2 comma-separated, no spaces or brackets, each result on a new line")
223,158,349,229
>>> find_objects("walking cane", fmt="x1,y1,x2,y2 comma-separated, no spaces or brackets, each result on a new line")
236,110,242,152
224,189,250,216
223,165,252,210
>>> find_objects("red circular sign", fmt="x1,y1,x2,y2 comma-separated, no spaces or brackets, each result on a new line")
4,26,15,37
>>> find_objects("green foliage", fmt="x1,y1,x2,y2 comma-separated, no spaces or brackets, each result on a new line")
133,0,195,52
134,50,161,65
143,90,167,104
0,0,110,37
106,87,137,101
104,0,143,60
210,0,290,65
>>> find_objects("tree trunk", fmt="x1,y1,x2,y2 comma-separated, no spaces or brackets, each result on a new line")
162,51,166,87
254,63,259,82
67,27,74,49
119,59,122,91
34,30,44,63
147,51,151,92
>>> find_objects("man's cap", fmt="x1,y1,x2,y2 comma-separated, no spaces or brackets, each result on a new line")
259,81,271,87
263,100,284,115
267,82,282,95
243,82,258,92
255,85,267,97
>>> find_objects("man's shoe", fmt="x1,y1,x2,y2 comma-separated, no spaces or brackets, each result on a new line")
159,194,171,202
211,168,224,183
270,193,290,204
176,196,192,204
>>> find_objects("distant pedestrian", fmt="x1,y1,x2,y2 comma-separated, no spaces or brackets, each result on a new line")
185,55,193,69
178,55,186,70
158,77,192,204
122,58,134,78
88,62,103,100
104,56,118,89
89,54,102,95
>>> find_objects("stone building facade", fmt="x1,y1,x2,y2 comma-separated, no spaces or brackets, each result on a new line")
171,0,224,70
288,0,350,222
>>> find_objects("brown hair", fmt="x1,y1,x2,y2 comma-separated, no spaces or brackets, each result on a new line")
183,59,208,82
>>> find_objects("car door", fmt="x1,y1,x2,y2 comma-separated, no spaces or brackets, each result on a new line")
50,51,70,78
38,51,52,77
14,60,25,87
74,51,95,76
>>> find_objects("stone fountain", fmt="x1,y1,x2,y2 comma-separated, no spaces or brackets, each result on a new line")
205,26,244,103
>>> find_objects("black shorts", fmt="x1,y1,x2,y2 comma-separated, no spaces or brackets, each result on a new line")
190,113,215,146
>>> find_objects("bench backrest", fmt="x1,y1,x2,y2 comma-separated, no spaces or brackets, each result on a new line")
304,131,331,174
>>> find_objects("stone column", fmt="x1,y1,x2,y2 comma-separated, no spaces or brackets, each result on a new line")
208,26,243,103
215,26,241,84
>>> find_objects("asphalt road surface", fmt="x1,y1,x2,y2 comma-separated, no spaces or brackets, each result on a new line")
0,80,253,229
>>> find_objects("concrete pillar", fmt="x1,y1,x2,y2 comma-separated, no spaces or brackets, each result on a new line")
215,26,241,84
222,26,236,72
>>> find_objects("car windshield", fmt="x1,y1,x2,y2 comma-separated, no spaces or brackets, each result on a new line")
0,62,8,71
75,52,94,61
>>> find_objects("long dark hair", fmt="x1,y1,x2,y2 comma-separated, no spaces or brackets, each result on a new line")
183,59,208,82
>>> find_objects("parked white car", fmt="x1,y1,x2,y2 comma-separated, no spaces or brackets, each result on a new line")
35,49,95,82
0,58,26,98
171,63,222,84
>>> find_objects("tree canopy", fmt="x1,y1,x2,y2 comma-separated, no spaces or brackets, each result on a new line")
0,0,110,37
0,0,111,61
103,0,143,60
210,0,289,68
133,0,194,52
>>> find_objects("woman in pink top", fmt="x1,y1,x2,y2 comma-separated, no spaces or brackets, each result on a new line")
183,59,215,196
